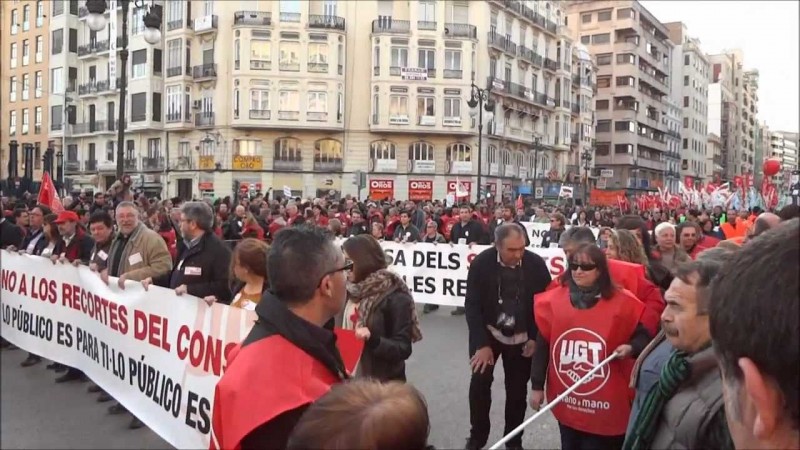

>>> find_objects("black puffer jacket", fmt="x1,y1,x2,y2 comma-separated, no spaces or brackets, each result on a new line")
360,289,415,382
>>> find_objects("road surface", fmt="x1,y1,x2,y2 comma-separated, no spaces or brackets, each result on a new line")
1,306,561,449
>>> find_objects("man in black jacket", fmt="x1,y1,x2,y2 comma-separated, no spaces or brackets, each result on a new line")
444,204,486,315
464,223,551,450
143,201,232,304
0,215,24,249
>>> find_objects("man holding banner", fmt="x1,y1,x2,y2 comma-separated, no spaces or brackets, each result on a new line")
211,226,354,450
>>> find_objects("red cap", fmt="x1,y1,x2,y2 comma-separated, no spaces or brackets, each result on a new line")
54,210,79,224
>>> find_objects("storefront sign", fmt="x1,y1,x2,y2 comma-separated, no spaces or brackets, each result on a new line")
198,156,215,171
232,156,263,171
198,182,214,191
408,180,433,201
368,179,394,201
447,180,472,198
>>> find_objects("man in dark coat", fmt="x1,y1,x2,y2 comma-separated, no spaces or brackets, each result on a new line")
0,214,24,249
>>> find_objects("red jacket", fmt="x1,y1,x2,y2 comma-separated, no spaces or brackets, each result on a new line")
158,228,177,261
242,223,265,240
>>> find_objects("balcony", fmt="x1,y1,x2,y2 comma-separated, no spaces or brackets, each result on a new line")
418,20,437,31
85,160,97,171
195,112,215,128
308,15,345,31
192,63,217,80
443,69,463,79
167,66,188,77
314,159,343,171
517,46,542,67
173,156,194,170
77,39,109,58
249,110,271,120
487,32,517,56
278,111,300,121
372,18,410,34
72,121,116,135
307,112,328,122
65,160,81,173
167,18,193,31
193,15,218,33
444,23,476,39
142,156,165,171
51,122,63,131
544,58,559,72
78,82,99,97
124,158,138,171
234,11,272,27
274,158,302,171
166,111,192,124
280,61,300,71
572,103,581,114
308,62,328,73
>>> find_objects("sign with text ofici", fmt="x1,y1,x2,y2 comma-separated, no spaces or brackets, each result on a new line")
408,180,433,201
369,179,394,201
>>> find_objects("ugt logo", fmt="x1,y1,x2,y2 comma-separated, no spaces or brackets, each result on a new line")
551,328,609,396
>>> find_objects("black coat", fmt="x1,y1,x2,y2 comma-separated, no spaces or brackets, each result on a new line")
154,232,233,303
450,219,485,244
360,289,415,382
465,248,551,356
0,219,23,249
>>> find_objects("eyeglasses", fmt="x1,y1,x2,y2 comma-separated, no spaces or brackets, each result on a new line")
569,262,598,272
317,260,353,286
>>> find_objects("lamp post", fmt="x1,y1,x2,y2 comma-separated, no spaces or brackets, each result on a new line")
85,0,162,181
467,82,494,202
532,136,542,198
581,147,592,205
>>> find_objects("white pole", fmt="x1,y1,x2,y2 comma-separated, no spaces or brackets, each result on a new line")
489,351,622,450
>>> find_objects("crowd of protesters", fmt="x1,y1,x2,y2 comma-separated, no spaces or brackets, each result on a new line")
1,182,798,450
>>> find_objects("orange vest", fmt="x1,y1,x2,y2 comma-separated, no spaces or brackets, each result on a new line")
535,286,644,436
210,335,343,450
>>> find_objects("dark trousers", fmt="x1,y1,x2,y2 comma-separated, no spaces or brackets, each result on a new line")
558,423,625,450
468,338,531,448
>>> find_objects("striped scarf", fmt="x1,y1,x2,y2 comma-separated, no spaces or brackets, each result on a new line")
623,349,692,450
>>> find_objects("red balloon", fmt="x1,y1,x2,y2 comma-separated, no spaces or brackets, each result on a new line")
763,158,781,177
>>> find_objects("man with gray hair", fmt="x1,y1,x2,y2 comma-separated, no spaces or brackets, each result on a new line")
143,201,232,304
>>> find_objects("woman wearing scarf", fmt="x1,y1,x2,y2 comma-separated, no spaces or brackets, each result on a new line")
341,235,422,382
531,243,651,449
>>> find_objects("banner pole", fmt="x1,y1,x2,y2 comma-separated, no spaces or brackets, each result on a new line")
488,352,621,450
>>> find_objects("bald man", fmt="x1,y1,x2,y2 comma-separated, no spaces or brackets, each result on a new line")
746,212,781,242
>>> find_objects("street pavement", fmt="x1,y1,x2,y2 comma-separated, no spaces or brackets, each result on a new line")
1,305,561,449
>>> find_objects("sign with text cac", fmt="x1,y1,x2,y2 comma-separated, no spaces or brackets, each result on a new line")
408,180,433,201
369,179,394,201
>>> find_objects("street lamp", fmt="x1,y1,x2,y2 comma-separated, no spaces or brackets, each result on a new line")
581,147,592,205
532,135,542,194
85,0,162,181
467,82,495,202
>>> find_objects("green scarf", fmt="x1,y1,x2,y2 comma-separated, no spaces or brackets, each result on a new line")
623,349,692,450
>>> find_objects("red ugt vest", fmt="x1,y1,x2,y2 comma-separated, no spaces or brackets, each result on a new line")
535,286,644,436
210,335,342,450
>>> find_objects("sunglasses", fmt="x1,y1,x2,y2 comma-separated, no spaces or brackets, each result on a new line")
569,262,598,272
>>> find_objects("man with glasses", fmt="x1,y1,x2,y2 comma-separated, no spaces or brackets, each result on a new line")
211,226,350,450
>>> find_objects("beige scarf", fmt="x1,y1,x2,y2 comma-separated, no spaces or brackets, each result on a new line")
346,269,423,343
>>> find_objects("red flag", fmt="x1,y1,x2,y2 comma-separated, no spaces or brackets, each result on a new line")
515,194,524,210
37,172,64,213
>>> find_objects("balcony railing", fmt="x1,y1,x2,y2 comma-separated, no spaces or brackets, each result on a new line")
124,158,138,171
167,66,183,77
274,159,303,171
85,160,97,171
234,11,272,27
51,122,63,131
280,62,300,71
572,103,581,114
193,15,218,33
444,23,476,38
307,112,328,121
195,112,215,128
142,156,165,170
65,160,81,172
517,46,542,67
372,18,410,34
443,69,463,79
77,39,109,57
418,20,437,30
278,111,299,121
544,58,559,71
280,12,301,22
308,15,345,31
487,31,516,55
166,111,192,123
251,60,271,70
308,62,328,73
250,110,271,120
72,121,115,134
192,63,217,79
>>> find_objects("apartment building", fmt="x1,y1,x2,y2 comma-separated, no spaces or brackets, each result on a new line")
663,96,681,193
564,42,598,199
565,0,672,193
770,131,799,188
664,21,709,186
1,0,50,181
41,0,591,202
754,121,769,187
707,133,723,182
741,68,759,173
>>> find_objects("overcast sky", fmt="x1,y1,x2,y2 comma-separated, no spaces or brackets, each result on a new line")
640,1,799,133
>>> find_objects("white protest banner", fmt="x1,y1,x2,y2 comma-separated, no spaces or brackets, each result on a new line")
520,222,600,248
0,251,255,449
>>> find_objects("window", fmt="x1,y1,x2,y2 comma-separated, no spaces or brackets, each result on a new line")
153,49,162,75
684,54,690,65
315,138,343,165
22,5,30,31
683,117,688,128
409,142,434,162
417,97,435,121
9,76,17,102
683,138,688,149
279,41,300,71
51,67,63,93
152,92,162,121
596,53,612,65
617,8,634,19
10,43,18,68
35,36,43,62
447,143,471,162
279,89,299,113
132,49,147,78
614,144,633,154
307,91,327,113
250,89,270,113
131,92,146,122
592,33,610,44
370,140,396,160
132,7,146,35
580,35,590,45
251,40,272,70
68,28,77,53
595,143,610,156
166,85,182,120
148,138,161,158
596,120,611,132
52,1,64,16
684,75,689,86
11,9,18,35
389,95,409,118
597,10,612,21
444,49,461,75
21,109,29,134
446,0,469,23
34,71,42,98
615,121,636,132
233,140,260,157
22,39,29,65
418,48,435,70
419,0,435,21
595,99,609,110
9,111,17,135
581,13,592,23
616,53,635,64
597,76,611,88
166,38,181,74
444,97,460,118
275,138,302,162
615,76,635,87
391,47,408,67
683,96,689,107
308,43,328,72
21,74,30,100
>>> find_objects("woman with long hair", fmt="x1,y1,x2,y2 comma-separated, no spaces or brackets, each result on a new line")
531,244,650,449
37,213,60,257
203,238,269,310
241,212,265,240
155,211,177,261
572,210,589,227
597,226,613,250
607,229,649,266
341,235,422,382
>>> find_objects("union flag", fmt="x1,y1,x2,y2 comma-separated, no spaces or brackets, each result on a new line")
37,172,64,213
